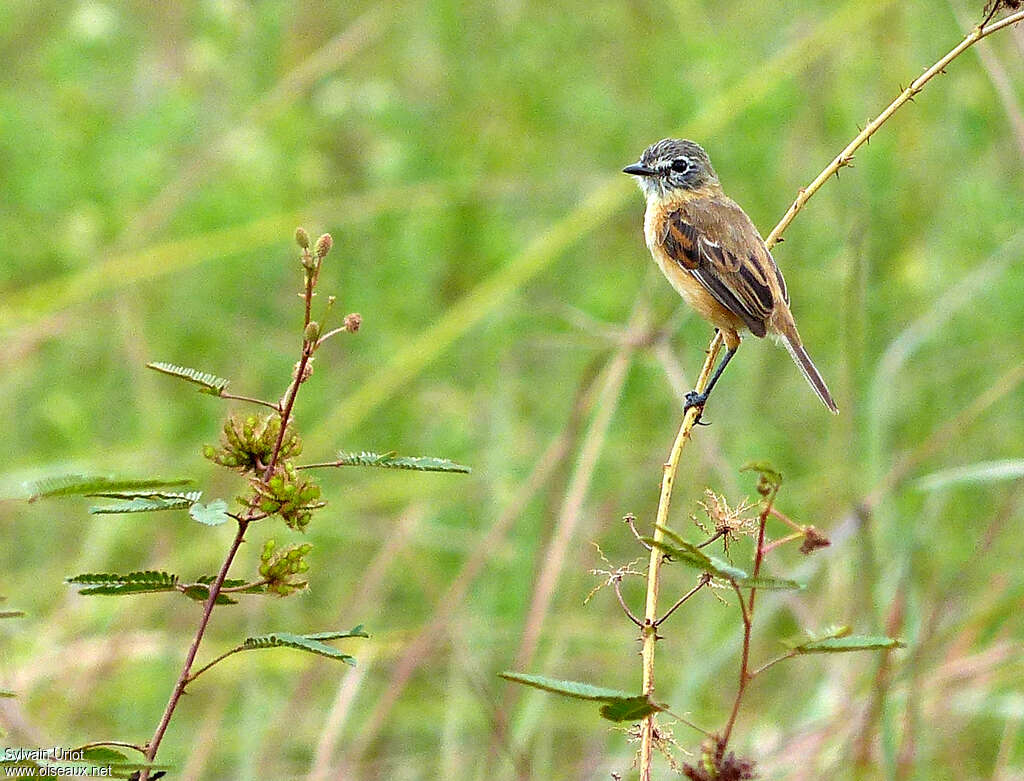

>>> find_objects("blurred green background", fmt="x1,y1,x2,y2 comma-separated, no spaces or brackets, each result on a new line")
1,0,1022,778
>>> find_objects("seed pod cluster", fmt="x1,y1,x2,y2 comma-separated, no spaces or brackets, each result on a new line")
258,539,312,596
202,414,302,473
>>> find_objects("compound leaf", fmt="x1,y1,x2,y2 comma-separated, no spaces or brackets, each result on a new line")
146,362,230,395
331,451,470,473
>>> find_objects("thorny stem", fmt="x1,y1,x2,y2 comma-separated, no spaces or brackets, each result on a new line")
638,332,723,781
141,248,325,778
764,8,1024,251
655,574,710,628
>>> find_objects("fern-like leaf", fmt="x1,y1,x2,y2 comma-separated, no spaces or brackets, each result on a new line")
332,451,471,473
26,475,193,502
89,491,202,514
67,571,179,596
146,361,230,396
241,631,359,663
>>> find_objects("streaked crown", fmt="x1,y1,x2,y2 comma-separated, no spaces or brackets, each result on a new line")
623,138,718,199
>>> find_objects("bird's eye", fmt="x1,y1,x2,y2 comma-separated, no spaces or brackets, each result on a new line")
670,158,691,173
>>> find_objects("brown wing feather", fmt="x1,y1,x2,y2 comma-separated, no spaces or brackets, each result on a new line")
660,197,784,338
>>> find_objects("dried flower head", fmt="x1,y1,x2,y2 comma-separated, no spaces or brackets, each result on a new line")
694,489,759,552
800,526,831,555
683,736,757,781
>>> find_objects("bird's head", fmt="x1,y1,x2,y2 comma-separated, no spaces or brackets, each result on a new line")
623,138,718,200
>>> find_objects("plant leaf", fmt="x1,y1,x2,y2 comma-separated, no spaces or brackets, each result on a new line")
76,748,130,764
599,696,664,722
0,610,25,619
916,459,1024,491
67,571,179,596
331,451,471,473
195,577,266,593
146,361,230,395
189,499,231,526
241,632,359,664
499,672,667,723
0,689,16,698
792,635,905,654
26,475,193,502
89,491,202,514
735,576,804,591
644,534,750,581
181,585,238,605
303,626,369,641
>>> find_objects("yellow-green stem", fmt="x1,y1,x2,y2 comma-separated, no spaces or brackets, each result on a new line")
638,332,723,780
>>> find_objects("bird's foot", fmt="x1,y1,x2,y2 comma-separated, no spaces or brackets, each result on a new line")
683,391,710,425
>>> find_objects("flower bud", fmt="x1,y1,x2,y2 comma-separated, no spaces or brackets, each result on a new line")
314,233,333,260
295,227,310,249
305,321,321,342
344,312,362,333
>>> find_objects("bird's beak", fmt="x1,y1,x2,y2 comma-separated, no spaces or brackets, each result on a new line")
622,162,656,176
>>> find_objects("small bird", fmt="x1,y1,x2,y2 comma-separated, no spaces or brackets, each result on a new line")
623,138,838,415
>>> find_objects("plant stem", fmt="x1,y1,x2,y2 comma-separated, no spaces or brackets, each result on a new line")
638,331,723,781
143,519,248,771
141,263,321,779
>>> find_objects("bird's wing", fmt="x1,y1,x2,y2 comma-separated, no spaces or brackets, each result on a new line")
660,198,787,338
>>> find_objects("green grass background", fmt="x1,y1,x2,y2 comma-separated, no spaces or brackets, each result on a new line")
1,0,1022,778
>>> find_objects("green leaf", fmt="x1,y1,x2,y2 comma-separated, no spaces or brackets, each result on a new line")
303,625,369,641
735,576,804,591
196,576,267,595
67,571,179,596
25,475,193,502
0,689,16,697
741,460,783,486
599,696,664,722
332,451,471,473
645,532,749,581
782,625,850,648
146,361,230,395
915,459,1024,491
499,672,667,723
89,491,202,514
793,635,905,654
189,499,231,526
241,632,359,664
76,748,130,764
181,585,238,605
0,610,25,619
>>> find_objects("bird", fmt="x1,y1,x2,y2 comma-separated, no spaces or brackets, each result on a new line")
623,138,838,416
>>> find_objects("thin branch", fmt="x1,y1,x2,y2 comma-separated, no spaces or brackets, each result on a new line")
749,651,799,679
624,513,653,550
764,8,1024,250
655,574,710,628
721,580,754,747
185,645,245,685
219,392,280,411
613,579,644,628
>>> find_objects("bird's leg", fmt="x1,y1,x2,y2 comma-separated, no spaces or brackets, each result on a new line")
683,344,737,422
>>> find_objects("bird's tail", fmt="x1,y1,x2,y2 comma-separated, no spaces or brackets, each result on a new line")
780,331,839,414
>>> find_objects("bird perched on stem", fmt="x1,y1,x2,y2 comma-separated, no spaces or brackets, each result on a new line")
624,138,838,416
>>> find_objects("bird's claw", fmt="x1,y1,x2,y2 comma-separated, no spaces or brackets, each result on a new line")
683,390,710,425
